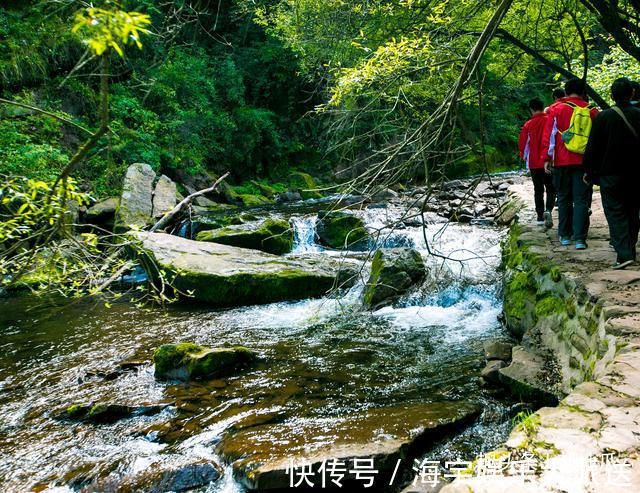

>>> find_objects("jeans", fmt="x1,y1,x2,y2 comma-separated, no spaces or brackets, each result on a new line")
600,175,640,263
530,168,556,219
553,166,592,242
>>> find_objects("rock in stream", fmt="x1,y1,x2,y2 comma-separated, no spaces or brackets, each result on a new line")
130,232,358,307
217,401,480,490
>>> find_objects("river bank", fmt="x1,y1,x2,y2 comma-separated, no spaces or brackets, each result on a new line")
440,182,640,492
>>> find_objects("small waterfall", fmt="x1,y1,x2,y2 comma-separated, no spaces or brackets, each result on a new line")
290,215,323,253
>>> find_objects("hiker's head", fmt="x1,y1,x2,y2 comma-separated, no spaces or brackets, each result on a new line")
529,98,544,114
552,88,565,101
565,78,586,98
631,81,640,101
611,77,634,105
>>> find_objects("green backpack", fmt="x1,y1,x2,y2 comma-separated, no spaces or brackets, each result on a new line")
561,101,593,154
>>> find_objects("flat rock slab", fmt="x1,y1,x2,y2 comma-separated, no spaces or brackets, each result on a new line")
498,346,559,405
217,401,480,490
132,232,358,307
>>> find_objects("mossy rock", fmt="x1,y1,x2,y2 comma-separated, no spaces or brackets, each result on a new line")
58,403,167,424
238,194,273,208
131,232,357,307
153,343,257,381
250,181,279,198
316,211,369,249
196,218,293,255
363,249,426,308
290,172,323,200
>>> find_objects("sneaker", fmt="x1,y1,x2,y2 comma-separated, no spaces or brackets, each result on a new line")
543,211,553,229
613,260,634,270
559,237,572,246
575,241,588,250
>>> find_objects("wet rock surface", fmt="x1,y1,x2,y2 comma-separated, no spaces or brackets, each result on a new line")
217,401,481,490
316,210,369,249
363,248,426,308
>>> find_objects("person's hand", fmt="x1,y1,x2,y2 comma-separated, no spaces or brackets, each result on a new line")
583,173,591,185
544,162,552,175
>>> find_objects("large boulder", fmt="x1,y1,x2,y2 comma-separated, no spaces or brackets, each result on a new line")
152,174,177,219
363,248,426,308
153,343,257,381
116,163,155,231
316,211,369,249
196,218,293,255
130,232,357,307
217,401,480,490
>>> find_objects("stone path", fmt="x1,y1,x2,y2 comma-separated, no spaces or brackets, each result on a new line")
439,179,640,493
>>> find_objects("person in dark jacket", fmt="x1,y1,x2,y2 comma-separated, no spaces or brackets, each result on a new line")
519,98,555,227
542,78,599,249
583,77,640,269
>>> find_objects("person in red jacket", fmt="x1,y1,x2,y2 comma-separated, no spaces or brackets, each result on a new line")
541,78,599,249
519,98,555,228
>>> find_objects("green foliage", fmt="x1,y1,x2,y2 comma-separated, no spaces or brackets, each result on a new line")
0,176,89,244
0,1,312,198
72,7,151,57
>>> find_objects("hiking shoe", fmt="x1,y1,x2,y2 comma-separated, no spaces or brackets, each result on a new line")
543,211,553,229
613,260,634,270
575,241,588,250
560,237,572,246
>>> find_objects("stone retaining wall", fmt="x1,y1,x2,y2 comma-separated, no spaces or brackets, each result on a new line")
440,183,640,493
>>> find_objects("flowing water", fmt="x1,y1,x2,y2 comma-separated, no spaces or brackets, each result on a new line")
0,201,521,492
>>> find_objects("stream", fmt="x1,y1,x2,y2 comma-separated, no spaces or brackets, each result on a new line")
0,199,522,492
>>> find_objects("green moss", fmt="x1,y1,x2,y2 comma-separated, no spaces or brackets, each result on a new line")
549,267,562,283
535,295,566,318
87,404,107,417
153,342,256,381
566,299,577,318
65,404,86,418
316,211,369,249
290,172,323,199
237,194,273,208
153,343,204,379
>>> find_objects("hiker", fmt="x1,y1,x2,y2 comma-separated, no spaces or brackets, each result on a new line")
519,98,555,228
542,78,599,249
544,88,565,114
583,78,640,269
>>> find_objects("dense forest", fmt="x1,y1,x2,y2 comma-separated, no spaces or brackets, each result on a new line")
2,0,638,200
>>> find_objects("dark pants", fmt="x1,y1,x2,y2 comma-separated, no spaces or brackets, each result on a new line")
530,168,556,219
553,166,592,242
600,175,640,263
